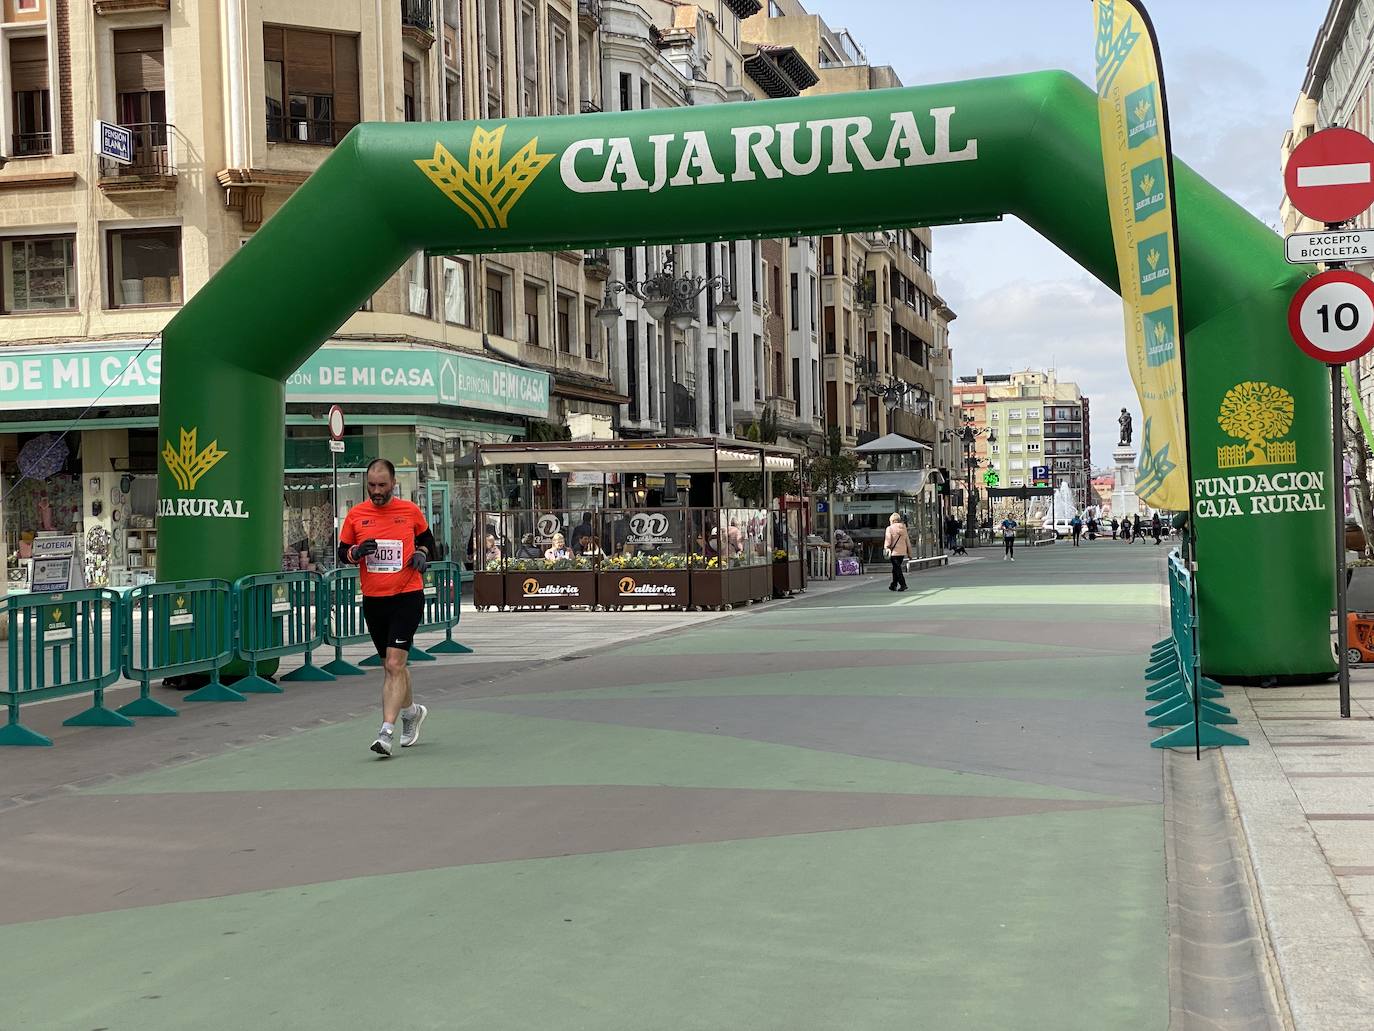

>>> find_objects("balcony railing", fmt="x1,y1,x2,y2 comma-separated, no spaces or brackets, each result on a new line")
672,382,696,429
578,0,602,27
580,98,603,114
267,115,355,147
98,123,177,188
12,132,52,157
583,249,611,278
401,0,434,33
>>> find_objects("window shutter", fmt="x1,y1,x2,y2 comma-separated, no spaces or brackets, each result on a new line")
114,28,165,92
333,35,360,126
263,25,284,63
9,36,49,92
284,28,334,94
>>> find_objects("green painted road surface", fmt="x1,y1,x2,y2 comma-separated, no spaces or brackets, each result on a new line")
1,543,1170,1030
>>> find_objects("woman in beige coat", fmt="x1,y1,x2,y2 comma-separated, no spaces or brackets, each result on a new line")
884,512,911,591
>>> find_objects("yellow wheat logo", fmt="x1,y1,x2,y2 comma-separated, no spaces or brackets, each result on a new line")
162,427,227,492
175,596,186,608
1217,382,1296,469
1153,320,1168,344
1146,248,1161,271
1139,173,1155,195
50,608,62,621
415,127,554,230
1133,98,1153,122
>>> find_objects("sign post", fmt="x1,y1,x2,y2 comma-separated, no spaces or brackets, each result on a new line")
327,405,346,563
1287,268,1374,718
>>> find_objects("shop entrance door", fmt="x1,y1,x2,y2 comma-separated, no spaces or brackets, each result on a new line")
424,481,451,561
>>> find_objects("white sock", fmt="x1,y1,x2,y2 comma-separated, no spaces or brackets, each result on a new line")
381,721,395,734
401,704,420,719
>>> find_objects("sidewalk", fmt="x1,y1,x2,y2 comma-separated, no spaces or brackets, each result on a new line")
1221,670,1374,1030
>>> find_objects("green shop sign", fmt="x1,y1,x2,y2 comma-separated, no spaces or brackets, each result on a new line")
0,343,549,419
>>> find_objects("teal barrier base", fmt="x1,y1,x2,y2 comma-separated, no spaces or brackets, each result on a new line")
1146,677,1184,701
118,694,178,718
0,720,52,746
186,678,248,702
322,657,367,676
63,703,135,728
408,646,436,663
281,659,336,683
428,639,472,655
359,654,382,668
1146,695,1185,717
235,674,284,694
1152,722,1249,750
1145,661,1178,681
1147,699,1239,728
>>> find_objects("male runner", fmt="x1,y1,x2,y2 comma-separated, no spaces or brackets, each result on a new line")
338,458,436,757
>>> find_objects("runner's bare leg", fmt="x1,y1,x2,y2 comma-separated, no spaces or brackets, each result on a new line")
382,648,411,724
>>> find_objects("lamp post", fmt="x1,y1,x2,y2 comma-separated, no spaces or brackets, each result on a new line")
959,414,996,543
595,250,740,442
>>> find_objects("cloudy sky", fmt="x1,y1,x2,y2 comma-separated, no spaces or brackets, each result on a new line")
815,0,1331,466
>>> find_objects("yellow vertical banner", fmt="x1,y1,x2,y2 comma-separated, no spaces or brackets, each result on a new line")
1094,0,1190,509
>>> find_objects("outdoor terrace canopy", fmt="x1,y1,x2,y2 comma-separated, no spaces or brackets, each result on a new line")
468,438,797,474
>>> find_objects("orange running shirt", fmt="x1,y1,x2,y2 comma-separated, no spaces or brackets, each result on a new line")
339,497,429,597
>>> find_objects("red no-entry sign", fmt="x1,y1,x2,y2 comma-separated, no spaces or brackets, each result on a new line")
1288,269,1374,363
1285,128,1374,224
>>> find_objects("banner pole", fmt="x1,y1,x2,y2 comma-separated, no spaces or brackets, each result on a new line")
1332,363,1353,718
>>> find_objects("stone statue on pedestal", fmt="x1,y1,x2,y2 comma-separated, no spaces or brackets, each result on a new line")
1118,408,1133,447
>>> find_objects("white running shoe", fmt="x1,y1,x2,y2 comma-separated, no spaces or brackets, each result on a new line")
370,728,394,757
400,704,428,748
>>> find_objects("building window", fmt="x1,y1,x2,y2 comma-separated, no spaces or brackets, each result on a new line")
517,2,539,116
769,0,783,15
9,35,50,156
403,57,419,121
2,234,75,313
619,72,633,111
442,257,469,326
114,28,167,165
640,79,650,111
1027,442,1041,452
557,292,573,354
584,302,600,360
626,319,640,421
107,227,181,308
523,280,544,346
731,333,740,402
485,269,507,336
549,13,570,115
481,0,503,117
407,253,431,316
264,26,360,146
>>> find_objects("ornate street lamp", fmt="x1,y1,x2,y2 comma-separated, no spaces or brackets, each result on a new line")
596,250,739,332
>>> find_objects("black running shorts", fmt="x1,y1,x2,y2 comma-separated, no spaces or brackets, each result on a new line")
362,590,425,658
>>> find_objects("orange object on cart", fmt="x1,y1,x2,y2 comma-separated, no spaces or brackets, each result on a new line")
1346,612,1374,664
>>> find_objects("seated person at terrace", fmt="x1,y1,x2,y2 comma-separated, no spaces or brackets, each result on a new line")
544,533,572,561
515,533,543,559
578,533,604,559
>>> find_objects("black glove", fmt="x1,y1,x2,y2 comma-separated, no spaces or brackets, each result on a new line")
408,549,429,573
349,539,378,563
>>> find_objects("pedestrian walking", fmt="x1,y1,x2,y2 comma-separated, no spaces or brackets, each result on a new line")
884,513,911,591
1000,515,1018,561
1133,513,1144,543
1151,512,1163,545
1070,514,1083,547
1111,518,1119,540
945,514,964,555
1087,516,1099,540
338,458,436,758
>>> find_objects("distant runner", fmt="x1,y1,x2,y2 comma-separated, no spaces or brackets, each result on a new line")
338,458,435,757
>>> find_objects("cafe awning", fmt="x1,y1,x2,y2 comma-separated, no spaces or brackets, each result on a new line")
469,437,797,474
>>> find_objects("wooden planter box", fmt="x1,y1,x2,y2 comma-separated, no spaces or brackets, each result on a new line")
598,570,689,609
772,559,804,597
473,571,504,610
748,564,771,602
504,570,597,609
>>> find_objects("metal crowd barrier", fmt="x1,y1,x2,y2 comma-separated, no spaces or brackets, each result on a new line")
358,561,468,666
0,588,126,746
418,561,471,655
233,571,334,691
321,567,369,676
1146,549,1247,751
123,579,237,706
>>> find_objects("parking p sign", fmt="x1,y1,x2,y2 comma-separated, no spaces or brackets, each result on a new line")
94,120,134,165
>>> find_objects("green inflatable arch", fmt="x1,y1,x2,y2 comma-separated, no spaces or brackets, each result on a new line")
156,71,1334,680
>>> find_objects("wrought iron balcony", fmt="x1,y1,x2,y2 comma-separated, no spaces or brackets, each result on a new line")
98,122,178,192
580,98,603,114
11,132,51,157
578,0,602,29
401,0,436,48
583,249,611,278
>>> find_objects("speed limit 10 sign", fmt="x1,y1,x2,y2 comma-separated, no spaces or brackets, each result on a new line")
1288,269,1374,364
